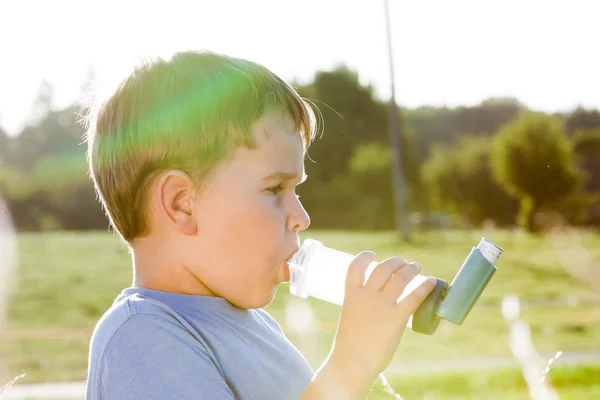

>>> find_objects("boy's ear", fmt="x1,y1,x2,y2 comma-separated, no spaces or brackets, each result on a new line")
155,170,198,236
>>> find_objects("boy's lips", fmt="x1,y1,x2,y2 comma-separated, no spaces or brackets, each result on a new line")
282,262,290,282
285,248,300,263
280,247,299,282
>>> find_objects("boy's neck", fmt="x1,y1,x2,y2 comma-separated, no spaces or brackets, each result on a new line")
130,238,216,297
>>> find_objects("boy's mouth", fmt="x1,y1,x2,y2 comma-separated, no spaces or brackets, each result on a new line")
282,261,291,282
281,247,299,282
285,248,300,263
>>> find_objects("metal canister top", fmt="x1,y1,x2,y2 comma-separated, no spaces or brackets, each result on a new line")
476,237,503,265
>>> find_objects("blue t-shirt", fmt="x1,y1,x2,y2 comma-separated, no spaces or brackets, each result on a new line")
85,287,314,399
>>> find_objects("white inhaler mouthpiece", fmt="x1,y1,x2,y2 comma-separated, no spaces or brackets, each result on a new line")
288,238,428,307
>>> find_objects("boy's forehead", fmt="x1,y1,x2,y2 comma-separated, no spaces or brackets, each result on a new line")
244,112,305,177
254,110,297,142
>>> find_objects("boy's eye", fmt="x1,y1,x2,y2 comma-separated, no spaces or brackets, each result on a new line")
267,184,285,195
266,184,301,200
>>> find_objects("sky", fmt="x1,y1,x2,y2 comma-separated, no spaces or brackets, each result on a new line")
0,0,599,136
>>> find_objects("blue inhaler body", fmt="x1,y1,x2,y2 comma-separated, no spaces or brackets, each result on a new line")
288,237,503,335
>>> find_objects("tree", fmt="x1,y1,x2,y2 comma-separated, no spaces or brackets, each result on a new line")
11,106,85,172
31,153,106,230
573,129,600,159
422,144,465,215
348,143,393,229
572,129,600,225
573,129,600,193
0,162,43,231
492,111,580,232
296,66,393,228
297,66,389,182
455,137,519,225
405,97,525,164
422,137,518,226
455,97,524,138
565,106,600,135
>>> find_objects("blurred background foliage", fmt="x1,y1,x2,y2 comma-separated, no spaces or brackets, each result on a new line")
1,65,598,234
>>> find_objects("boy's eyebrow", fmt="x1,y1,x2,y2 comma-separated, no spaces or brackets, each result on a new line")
261,172,308,184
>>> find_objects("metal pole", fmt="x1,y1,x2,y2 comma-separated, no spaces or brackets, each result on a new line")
384,0,410,241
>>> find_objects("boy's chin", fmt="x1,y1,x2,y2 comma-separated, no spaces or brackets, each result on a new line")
254,285,282,309
229,285,282,310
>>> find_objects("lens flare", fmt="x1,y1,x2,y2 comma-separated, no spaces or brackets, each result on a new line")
0,195,21,392
0,195,17,334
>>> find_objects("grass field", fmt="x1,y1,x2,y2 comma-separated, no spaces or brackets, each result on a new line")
1,228,600,398
369,364,600,399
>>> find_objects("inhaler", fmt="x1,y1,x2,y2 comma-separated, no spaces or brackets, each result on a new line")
288,237,503,335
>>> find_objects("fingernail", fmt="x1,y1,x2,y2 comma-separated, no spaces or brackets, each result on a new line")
413,262,422,272
428,276,436,283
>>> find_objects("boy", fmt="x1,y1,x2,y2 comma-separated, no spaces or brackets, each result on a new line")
84,50,436,400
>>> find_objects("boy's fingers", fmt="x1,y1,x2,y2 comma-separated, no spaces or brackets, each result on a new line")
346,251,377,290
397,276,437,314
364,257,409,291
380,262,421,302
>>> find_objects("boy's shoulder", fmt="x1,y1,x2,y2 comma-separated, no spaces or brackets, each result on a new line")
88,287,283,358
87,289,183,359
86,289,220,387
85,289,237,399
86,288,314,400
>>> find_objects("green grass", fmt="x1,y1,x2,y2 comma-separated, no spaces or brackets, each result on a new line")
368,364,600,399
2,228,600,393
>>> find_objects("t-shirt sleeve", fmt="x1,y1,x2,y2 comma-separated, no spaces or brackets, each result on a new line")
96,314,235,400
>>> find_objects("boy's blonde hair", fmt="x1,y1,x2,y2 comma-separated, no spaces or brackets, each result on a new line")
83,51,316,243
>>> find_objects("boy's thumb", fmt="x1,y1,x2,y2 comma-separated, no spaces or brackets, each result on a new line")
346,251,376,290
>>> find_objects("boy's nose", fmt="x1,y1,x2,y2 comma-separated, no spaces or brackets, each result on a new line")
288,199,310,232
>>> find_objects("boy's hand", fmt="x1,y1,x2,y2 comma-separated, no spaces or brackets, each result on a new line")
330,251,436,385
